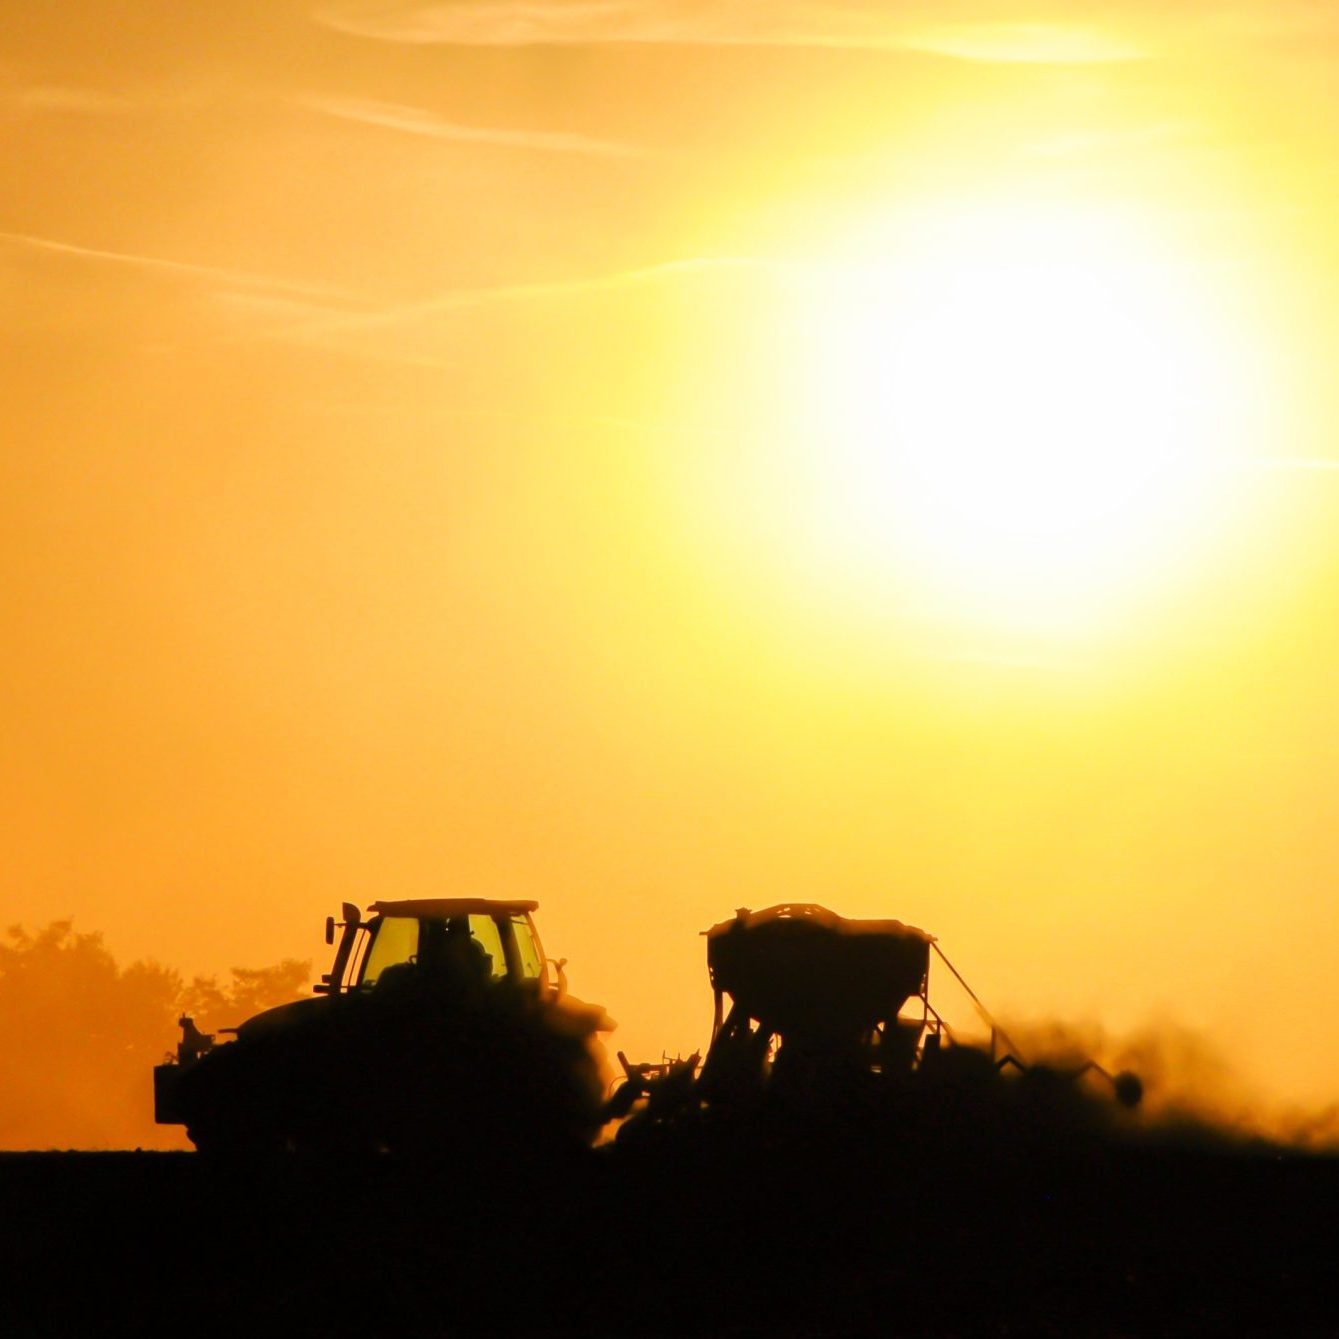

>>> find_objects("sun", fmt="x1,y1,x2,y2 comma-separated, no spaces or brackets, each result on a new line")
776,201,1264,638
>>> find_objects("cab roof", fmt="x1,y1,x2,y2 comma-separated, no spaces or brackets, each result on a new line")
368,898,539,920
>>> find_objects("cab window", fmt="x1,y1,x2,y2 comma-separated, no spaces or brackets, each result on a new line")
510,914,544,979
359,917,419,988
466,915,508,980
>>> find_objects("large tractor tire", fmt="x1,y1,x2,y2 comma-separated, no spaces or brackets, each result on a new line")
366,982,606,1159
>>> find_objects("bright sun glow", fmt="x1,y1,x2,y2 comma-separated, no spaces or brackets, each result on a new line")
777,202,1265,638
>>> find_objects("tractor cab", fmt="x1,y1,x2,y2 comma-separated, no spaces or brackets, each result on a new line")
315,899,556,996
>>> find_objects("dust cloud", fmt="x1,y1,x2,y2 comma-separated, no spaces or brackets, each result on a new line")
0,921,308,1150
996,1014,1339,1149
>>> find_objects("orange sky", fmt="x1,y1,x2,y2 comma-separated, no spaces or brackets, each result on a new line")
6,1,1339,1117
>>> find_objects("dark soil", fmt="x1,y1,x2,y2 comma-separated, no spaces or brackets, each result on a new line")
2,1111,1337,1337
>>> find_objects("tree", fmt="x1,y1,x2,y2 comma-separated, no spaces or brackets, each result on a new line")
0,921,308,1150
178,960,312,1038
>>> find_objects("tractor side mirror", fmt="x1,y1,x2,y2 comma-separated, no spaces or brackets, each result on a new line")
315,904,363,994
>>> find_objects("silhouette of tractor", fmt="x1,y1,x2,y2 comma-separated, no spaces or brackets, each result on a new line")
611,904,1141,1124
155,899,611,1153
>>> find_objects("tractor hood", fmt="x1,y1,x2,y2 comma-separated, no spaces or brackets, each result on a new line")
234,995,329,1041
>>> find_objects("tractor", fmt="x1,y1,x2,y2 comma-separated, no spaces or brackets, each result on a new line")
155,898,612,1153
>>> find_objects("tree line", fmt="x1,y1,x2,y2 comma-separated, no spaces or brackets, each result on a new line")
0,921,308,1149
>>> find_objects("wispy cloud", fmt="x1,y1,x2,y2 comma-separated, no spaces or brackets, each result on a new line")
0,230,365,346
298,94,642,157
906,21,1139,64
0,229,759,358
0,230,352,305
257,254,761,347
6,85,134,116
314,1,1144,64
316,1,730,47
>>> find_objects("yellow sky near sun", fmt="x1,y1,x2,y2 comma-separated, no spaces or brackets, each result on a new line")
5,1,1339,1121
